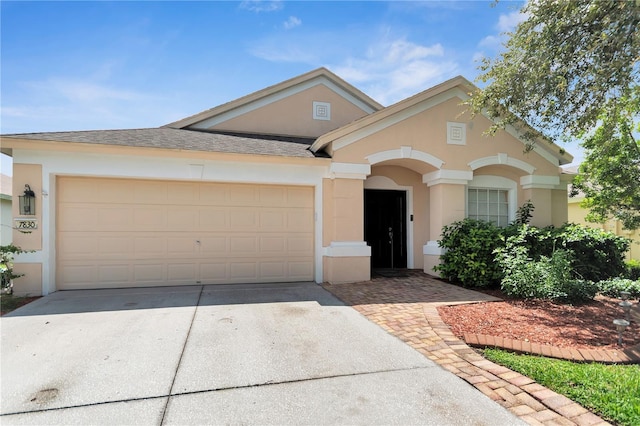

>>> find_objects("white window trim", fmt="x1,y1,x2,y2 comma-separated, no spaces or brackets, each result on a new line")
467,175,517,224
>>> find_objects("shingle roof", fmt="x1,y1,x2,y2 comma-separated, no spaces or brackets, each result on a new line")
2,128,318,159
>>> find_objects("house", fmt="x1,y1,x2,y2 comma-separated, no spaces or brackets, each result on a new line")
0,173,12,246
0,68,573,296
564,167,639,261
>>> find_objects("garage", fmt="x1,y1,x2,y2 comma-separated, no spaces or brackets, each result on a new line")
56,176,315,290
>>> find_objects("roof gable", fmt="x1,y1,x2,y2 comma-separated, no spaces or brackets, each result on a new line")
164,68,383,139
311,75,573,166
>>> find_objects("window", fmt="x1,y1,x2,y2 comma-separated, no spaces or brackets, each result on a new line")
468,188,509,227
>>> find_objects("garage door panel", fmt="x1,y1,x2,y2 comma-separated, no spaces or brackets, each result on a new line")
200,263,228,282
260,236,286,253
230,262,258,280
98,207,133,229
199,183,228,205
229,186,258,205
134,237,167,256
98,236,132,256
198,208,228,230
167,263,197,281
57,177,314,289
259,210,286,229
134,181,168,204
58,206,98,231
167,208,197,231
133,263,165,282
167,237,199,256
59,264,97,286
286,210,314,231
287,187,314,207
199,236,228,253
58,236,98,259
229,209,257,230
259,186,286,205
288,237,314,255
229,236,258,254
167,182,199,204
289,261,314,279
260,262,286,279
133,207,166,229
97,264,130,284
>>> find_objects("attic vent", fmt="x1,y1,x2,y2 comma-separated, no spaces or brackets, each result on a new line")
313,101,331,121
447,122,466,145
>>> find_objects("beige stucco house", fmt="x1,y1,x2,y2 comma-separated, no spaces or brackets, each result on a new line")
564,167,639,261
0,68,573,296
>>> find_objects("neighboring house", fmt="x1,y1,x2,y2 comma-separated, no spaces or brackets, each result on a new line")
564,167,639,261
0,68,573,296
0,174,12,246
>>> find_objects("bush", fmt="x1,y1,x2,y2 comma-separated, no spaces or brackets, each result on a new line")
626,259,640,280
434,219,504,287
498,247,598,303
597,277,640,299
555,224,630,282
1,244,31,294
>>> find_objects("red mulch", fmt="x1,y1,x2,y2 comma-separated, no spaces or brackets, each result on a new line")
437,291,639,350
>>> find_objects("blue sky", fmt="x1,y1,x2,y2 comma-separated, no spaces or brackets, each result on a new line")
0,0,583,174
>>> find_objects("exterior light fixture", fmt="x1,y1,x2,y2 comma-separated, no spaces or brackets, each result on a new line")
613,319,629,346
18,184,36,216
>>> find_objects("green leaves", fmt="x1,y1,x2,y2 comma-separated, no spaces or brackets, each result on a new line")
470,0,640,229
570,87,640,229
471,0,639,143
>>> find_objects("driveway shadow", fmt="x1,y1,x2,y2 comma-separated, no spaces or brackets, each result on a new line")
3,282,343,317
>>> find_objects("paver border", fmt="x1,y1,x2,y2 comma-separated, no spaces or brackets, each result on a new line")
322,272,634,426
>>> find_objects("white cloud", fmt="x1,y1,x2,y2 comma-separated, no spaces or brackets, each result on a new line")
478,35,501,50
31,79,147,103
239,1,283,13
496,10,527,33
473,7,527,67
283,16,301,30
331,37,458,105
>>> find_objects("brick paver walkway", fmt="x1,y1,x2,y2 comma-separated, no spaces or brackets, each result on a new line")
322,271,636,426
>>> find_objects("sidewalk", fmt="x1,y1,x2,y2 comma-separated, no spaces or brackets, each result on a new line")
323,271,626,426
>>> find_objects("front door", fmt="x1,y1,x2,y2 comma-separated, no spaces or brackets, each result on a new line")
364,189,407,269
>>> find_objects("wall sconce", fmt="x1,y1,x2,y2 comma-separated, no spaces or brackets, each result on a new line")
18,184,36,216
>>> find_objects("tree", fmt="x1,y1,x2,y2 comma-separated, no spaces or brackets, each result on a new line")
468,0,640,228
570,89,640,229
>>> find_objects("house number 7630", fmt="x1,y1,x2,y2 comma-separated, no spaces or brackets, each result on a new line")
15,219,38,230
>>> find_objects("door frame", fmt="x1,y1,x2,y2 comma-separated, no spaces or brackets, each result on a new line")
364,176,414,269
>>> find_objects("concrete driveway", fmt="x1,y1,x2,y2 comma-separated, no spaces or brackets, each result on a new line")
1,282,523,425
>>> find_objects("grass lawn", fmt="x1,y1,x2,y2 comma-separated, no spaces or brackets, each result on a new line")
483,348,640,426
0,294,40,316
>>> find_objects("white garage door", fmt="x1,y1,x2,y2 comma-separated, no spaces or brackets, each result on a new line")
56,177,314,290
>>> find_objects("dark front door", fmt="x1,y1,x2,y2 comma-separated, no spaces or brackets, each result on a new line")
364,189,407,269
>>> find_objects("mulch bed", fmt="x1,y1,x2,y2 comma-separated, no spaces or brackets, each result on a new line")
437,290,639,350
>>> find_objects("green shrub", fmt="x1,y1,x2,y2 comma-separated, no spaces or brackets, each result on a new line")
434,219,504,287
498,224,629,282
555,224,630,282
1,244,32,294
597,277,640,299
626,259,640,280
497,247,598,303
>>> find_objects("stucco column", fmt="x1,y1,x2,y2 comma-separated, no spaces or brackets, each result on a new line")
422,170,472,276
520,175,561,228
322,163,371,284
11,163,44,296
